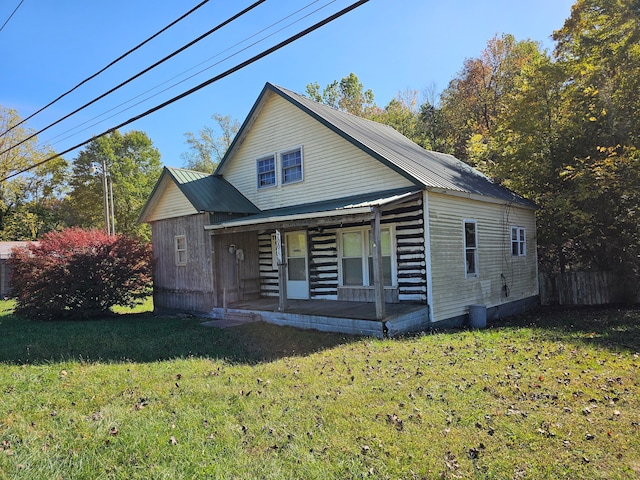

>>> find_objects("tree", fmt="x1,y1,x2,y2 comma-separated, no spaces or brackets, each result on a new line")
9,228,153,320
439,34,542,161
553,0,640,148
306,73,376,117
63,130,162,240
181,113,239,173
548,0,640,278
0,106,68,240
369,89,421,142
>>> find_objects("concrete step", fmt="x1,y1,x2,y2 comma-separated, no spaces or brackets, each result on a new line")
224,311,261,323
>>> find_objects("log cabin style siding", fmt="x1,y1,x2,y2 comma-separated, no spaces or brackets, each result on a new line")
252,196,427,304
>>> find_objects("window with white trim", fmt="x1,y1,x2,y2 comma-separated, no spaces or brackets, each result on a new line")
257,154,276,188
511,226,526,257
175,235,187,266
464,220,478,277
339,227,394,287
281,147,303,184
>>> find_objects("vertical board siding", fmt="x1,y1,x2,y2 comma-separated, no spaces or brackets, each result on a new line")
151,213,214,313
212,231,260,304
223,93,414,211
254,197,427,303
427,192,538,322
539,271,632,305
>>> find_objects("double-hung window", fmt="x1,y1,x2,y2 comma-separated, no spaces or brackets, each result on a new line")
340,227,393,286
175,235,187,266
257,155,276,188
511,226,526,256
281,147,303,184
464,220,478,277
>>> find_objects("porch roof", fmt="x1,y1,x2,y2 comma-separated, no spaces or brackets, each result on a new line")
205,187,421,232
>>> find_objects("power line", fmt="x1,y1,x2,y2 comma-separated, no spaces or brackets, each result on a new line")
42,0,333,149
1,0,369,183
0,0,265,157
0,0,209,139
0,0,24,34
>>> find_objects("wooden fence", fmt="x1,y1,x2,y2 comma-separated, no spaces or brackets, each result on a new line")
539,271,638,305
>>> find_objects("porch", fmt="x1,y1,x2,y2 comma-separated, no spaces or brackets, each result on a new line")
206,298,430,338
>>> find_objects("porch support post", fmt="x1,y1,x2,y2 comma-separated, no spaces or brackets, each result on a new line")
371,207,385,320
276,229,287,312
278,263,288,311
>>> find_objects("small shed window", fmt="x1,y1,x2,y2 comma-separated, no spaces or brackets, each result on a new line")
257,154,276,188
175,235,187,266
464,220,478,277
511,226,526,256
281,147,303,184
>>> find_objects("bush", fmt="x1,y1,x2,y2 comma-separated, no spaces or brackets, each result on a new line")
9,228,153,320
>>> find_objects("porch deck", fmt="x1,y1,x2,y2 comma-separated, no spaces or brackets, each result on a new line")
207,298,431,337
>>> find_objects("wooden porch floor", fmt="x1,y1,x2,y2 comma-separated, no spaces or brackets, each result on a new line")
228,297,427,321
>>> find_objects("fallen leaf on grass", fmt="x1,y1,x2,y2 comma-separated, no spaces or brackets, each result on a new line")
386,413,404,431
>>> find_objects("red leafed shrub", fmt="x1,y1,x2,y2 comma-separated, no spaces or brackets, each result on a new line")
8,228,153,320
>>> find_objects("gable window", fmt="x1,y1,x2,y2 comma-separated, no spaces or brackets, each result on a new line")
281,147,303,184
257,154,276,188
511,226,526,256
175,235,187,266
464,220,478,277
339,227,394,287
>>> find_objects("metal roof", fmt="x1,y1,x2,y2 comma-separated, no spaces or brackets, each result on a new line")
139,167,259,222
219,83,535,209
206,188,421,230
166,167,258,214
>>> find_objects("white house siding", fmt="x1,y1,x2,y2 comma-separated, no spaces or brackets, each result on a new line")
145,178,198,222
427,192,538,323
151,213,214,313
223,92,415,210
255,197,427,303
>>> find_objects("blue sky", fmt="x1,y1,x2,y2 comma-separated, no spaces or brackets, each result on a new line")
0,0,574,169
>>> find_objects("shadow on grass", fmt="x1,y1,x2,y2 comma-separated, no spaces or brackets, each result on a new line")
0,312,359,366
492,304,640,352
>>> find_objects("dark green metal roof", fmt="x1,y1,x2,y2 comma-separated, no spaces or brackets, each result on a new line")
166,167,258,214
139,167,259,223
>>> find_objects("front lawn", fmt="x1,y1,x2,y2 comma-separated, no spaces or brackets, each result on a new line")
0,302,638,479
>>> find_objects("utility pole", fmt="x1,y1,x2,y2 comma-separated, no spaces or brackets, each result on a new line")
91,159,116,235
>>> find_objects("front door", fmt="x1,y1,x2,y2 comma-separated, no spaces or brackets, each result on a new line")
285,231,309,299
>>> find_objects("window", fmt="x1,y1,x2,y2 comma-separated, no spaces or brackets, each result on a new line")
257,155,276,188
339,227,393,287
281,147,303,184
464,220,478,277
175,235,187,266
511,226,526,256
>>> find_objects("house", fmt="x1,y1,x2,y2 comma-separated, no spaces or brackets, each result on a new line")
139,82,539,336
0,242,34,298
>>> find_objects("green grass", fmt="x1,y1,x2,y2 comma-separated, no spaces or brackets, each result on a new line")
0,301,639,479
